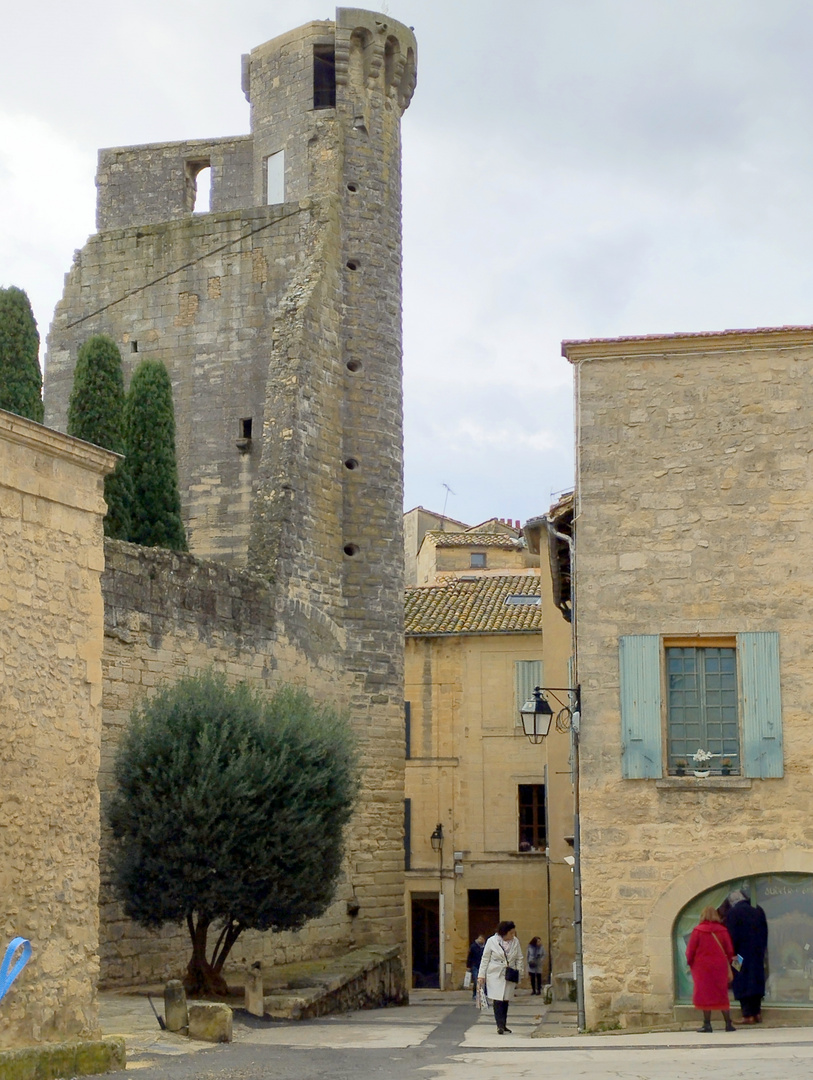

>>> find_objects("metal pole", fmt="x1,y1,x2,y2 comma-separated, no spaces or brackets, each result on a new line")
573,725,585,1032
438,849,445,991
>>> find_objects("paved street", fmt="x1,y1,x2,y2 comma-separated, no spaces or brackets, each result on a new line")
98,990,813,1079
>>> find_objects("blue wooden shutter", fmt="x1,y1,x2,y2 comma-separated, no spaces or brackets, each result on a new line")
619,635,663,778
739,632,783,778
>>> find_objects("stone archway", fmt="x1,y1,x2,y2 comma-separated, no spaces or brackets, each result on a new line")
644,848,813,1011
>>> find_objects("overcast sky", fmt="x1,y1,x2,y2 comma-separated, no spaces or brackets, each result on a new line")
3,1,813,526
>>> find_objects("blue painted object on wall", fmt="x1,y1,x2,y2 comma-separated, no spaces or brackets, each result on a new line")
0,938,31,1003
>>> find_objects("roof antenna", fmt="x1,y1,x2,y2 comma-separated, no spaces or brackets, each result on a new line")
441,482,456,523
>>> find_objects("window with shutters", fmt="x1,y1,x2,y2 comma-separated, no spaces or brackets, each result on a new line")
666,644,739,774
515,660,542,727
619,632,783,780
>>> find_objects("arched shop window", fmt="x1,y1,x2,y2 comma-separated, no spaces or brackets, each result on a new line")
674,874,813,1006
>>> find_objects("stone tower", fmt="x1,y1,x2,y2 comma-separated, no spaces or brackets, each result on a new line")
44,9,416,975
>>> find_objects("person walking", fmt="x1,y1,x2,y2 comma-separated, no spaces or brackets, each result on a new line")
526,936,545,995
477,920,524,1034
685,905,737,1032
725,888,768,1024
466,934,486,999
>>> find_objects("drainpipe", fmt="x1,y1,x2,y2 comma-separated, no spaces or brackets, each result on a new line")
546,522,585,1033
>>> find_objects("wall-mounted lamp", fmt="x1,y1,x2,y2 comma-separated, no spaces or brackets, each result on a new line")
519,686,581,744
430,823,444,852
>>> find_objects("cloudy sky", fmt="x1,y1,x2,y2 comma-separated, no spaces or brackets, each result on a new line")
3,1,813,526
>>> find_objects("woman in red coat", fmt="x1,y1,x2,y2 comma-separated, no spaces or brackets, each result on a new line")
685,906,736,1032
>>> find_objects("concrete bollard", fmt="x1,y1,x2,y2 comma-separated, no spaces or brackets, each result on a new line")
245,963,265,1017
164,980,188,1033
188,1002,233,1043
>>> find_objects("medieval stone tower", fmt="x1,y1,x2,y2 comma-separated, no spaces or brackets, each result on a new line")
43,8,417,983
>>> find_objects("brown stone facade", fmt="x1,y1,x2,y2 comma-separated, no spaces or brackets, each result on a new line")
0,411,116,1047
566,327,813,1028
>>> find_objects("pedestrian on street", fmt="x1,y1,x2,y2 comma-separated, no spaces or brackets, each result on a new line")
725,887,768,1024
478,920,524,1034
526,936,545,996
685,905,736,1033
466,934,486,999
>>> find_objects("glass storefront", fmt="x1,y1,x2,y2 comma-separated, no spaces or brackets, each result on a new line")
674,873,813,1005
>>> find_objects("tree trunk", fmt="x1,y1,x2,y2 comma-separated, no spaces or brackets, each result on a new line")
183,913,243,997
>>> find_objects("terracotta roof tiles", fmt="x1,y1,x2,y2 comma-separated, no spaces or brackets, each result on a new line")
405,574,543,636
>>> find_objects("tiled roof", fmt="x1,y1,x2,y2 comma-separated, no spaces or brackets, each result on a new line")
425,531,523,549
405,574,543,636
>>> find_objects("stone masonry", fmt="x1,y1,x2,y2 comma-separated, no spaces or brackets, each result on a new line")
0,410,117,1047
566,327,813,1028
43,9,417,988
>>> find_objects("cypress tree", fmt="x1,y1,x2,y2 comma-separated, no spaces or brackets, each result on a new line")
67,334,133,540
125,359,187,550
0,286,44,423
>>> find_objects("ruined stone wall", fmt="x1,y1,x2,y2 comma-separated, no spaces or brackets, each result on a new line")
43,8,417,986
568,327,813,1028
0,412,116,1047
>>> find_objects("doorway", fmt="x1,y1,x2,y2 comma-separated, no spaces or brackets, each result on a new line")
468,889,500,943
411,894,440,988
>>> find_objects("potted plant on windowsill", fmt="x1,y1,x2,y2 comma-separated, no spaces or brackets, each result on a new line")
692,748,717,778
721,758,733,776
674,759,687,777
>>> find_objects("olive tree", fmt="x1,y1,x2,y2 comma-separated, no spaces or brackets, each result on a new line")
107,672,359,995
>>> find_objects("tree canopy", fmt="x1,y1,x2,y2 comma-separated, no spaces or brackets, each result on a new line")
67,334,132,539
0,286,43,423
125,359,187,550
107,672,359,995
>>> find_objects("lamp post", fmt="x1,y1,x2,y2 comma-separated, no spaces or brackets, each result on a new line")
430,823,444,990
519,686,585,1033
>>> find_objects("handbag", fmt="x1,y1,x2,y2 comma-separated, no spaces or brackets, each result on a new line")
711,932,734,984
505,966,519,983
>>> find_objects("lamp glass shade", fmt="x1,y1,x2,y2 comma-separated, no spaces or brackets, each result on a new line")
520,697,553,740
430,825,443,852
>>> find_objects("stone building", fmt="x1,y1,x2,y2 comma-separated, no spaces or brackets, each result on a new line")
40,9,417,988
0,410,116,1048
566,326,813,1028
403,515,574,992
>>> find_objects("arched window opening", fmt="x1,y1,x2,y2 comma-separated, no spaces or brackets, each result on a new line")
192,165,211,213
674,873,813,1006
384,36,399,89
313,44,336,108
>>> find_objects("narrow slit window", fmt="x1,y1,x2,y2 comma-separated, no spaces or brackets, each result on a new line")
266,151,285,205
313,45,336,108
240,418,252,440
193,166,211,213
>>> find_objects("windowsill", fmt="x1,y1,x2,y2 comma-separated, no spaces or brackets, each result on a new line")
655,776,752,791
509,850,547,857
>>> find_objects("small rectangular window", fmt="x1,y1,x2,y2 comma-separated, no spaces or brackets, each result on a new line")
313,45,336,108
266,151,285,205
470,552,487,568
518,784,546,851
240,418,253,440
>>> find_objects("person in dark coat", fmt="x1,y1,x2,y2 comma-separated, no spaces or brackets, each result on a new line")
466,934,485,999
725,888,768,1023
685,905,736,1032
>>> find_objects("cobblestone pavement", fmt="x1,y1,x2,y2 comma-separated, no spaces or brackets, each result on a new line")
97,989,813,1079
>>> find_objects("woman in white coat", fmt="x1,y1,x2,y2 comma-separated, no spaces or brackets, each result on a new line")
477,920,524,1033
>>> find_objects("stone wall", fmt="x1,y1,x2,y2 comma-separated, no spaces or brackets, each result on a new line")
566,327,813,1028
0,411,116,1047
98,538,405,986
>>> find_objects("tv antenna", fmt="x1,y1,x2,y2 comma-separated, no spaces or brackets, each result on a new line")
441,482,456,520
